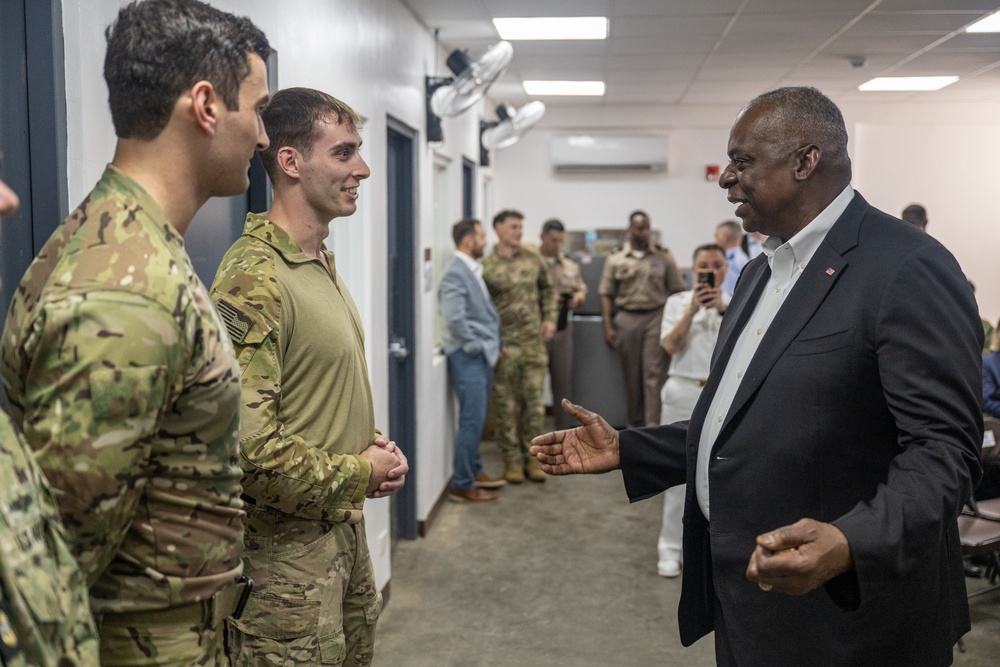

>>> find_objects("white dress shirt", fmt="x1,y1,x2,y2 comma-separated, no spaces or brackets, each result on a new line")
695,185,855,520
660,291,732,382
455,250,491,301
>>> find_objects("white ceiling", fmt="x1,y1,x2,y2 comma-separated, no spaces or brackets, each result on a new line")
402,0,1000,108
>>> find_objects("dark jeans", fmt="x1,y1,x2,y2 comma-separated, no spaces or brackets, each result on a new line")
447,350,494,490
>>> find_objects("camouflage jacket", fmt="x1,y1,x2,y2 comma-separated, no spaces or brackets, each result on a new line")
0,413,99,666
483,246,557,349
210,213,374,524
0,165,245,613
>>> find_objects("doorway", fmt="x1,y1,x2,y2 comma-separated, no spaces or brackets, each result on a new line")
386,119,418,540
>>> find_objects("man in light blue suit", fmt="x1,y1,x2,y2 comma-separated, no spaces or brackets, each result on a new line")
440,218,506,502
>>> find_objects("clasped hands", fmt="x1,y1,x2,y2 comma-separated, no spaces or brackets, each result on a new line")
529,399,854,595
362,435,409,498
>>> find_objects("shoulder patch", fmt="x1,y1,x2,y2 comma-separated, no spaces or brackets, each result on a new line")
216,300,254,345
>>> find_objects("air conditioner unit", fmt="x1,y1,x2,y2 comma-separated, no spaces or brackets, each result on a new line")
551,134,669,174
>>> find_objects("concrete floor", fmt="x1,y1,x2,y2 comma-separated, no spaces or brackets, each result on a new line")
373,441,1000,667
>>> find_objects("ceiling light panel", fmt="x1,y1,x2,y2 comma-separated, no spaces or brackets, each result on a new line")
523,80,606,96
493,17,608,40
966,10,1000,33
858,76,960,92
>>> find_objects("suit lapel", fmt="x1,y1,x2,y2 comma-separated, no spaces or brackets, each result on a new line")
712,258,770,370
689,258,771,446
719,194,866,434
457,257,499,321
720,245,846,433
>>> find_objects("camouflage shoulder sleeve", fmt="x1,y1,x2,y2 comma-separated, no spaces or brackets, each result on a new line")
211,240,371,521
0,415,100,666
15,291,184,585
537,255,558,324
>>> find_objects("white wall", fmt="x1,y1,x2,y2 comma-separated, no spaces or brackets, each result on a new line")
493,102,1000,322
60,0,485,590
851,119,1000,325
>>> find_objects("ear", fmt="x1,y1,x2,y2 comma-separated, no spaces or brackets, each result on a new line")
794,144,820,182
276,146,302,180
190,80,220,135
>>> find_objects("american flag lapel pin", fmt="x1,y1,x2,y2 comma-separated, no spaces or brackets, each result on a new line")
825,268,835,276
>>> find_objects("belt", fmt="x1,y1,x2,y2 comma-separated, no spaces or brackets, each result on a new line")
97,575,253,627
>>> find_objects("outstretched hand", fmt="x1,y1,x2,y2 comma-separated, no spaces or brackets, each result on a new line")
529,399,620,475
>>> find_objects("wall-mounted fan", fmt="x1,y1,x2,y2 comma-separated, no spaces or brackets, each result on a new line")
479,101,546,165
426,41,514,142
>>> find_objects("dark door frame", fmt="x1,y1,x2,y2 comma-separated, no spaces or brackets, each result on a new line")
1,0,68,317
386,117,418,540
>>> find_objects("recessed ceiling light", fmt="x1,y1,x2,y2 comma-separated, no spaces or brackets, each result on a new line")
966,10,1000,33
494,17,609,40
858,76,959,92
523,80,606,96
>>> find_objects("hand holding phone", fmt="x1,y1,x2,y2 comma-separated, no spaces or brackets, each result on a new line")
694,271,718,309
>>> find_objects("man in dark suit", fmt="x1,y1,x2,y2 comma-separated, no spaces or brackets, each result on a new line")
530,87,983,666
440,218,506,502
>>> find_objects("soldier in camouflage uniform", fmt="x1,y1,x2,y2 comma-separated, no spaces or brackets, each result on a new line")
483,210,558,483
211,88,407,667
0,2,271,664
0,178,99,666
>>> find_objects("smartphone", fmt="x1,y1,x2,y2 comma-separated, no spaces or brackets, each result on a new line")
697,271,715,288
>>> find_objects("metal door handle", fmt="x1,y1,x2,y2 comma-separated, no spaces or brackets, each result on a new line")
389,339,409,362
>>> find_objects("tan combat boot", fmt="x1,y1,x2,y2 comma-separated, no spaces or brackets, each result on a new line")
525,456,546,483
504,459,525,484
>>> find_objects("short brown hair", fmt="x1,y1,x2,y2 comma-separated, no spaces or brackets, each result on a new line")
493,209,524,228
452,218,481,247
258,87,364,183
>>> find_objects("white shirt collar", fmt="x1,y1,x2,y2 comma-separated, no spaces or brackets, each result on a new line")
455,250,482,276
762,184,854,271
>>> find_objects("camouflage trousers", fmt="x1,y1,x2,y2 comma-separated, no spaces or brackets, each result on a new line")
229,505,381,666
492,344,547,460
96,618,226,666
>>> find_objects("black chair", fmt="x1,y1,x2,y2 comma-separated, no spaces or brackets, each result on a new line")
959,497,1000,599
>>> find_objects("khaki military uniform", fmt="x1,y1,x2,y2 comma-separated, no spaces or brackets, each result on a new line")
211,213,380,667
544,253,587,430
0,165,247,666
599,243,685,427
483,247,557,461
0,413,100,667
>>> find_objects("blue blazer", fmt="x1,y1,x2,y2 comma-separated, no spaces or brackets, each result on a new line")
618,192,982,666
439,255,501,367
